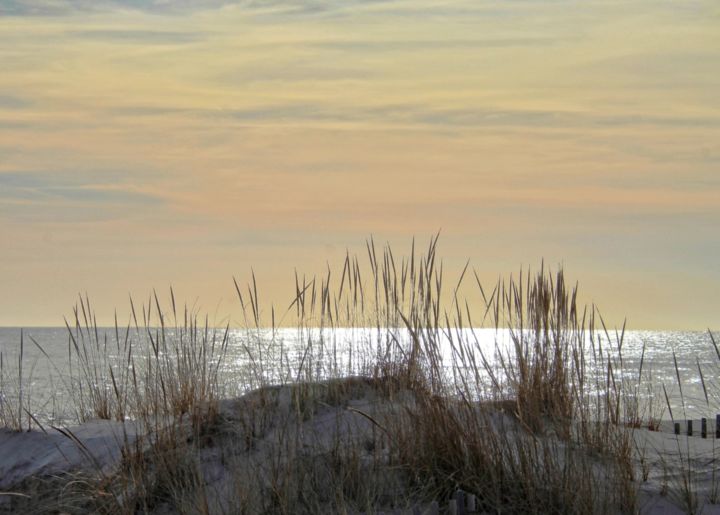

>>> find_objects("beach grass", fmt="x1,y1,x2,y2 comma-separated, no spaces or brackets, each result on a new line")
1,236,718,513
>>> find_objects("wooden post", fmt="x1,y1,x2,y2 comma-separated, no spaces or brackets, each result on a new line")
674,422,680,435
702,418,708,438
467,493,477,512
455,490,466,515
429,501,439,515
687,420,693,437
449,499,458,515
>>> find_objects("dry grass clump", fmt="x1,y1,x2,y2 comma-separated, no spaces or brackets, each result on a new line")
366,248,638,514
2,236,713,514
1,294,232,513
63,292,229,428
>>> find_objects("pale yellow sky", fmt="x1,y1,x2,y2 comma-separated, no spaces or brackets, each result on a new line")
1,0,719,329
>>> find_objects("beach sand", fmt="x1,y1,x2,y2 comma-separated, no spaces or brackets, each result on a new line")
2,381,720,514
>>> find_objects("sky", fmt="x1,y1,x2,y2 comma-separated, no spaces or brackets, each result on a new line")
0,0,718,329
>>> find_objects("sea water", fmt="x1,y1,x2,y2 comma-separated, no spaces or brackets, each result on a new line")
0,327,717,425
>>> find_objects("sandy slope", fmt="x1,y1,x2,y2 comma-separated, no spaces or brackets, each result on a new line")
0,420,145,491
2,382,720,514
635,428,720,514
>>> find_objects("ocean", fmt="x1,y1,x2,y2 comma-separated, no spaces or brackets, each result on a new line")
0,327,717,425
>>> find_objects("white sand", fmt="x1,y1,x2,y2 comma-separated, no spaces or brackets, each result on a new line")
0,419,145,490
3,387,720,514
635,428,720,514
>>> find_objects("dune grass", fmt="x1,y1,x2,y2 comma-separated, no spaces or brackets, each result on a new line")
1,236,718,513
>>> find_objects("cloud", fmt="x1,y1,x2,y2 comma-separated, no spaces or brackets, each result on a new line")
572,50,720,90
94,100,720,134
0,171,161,206
0,120,34,130
108,106,193,118
195,102,720,130
66,29,205,45
0,95,31,110
0,0,351,16
226,104,360,123
406,108,720,129
0,0,233,16
306,36,569,53
0,0,420,19
0,0,93,16
222,63,373,84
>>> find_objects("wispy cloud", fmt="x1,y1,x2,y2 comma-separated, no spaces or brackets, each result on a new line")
0,94,31,109
221,62,372,84
0,0,370,17
0,171,161,207
306,36,570,52
0,0,234,16
196,103,720,130
66,29,205,45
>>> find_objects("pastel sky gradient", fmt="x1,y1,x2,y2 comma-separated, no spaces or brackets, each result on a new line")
1,0,718,328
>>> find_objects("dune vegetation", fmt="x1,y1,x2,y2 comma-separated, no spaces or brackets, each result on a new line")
1,237,719,514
